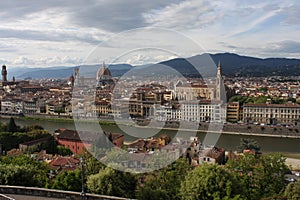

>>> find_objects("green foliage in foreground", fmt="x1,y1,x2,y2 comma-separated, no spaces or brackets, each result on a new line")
138,154,290,200
285,181,300,200
0,146,296,200
0,155,49,187
50,169,82,192
87,167,136,199
0,119,51,151
226,153,289,200
137,158,192,200
180,164,243,200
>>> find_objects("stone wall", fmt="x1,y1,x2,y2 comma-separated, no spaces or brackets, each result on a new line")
0,186,129,200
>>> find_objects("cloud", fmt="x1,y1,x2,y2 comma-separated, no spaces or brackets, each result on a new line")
142,0,221,30
267,40,300,54
279,3,300,25
218,40,300,58
0,43,17,52
67,0,182,32
11,55,82,66
0,27,103,44
0,58,8,64
125,53,178,65
13,56,35,65
0,7,109,45
0,0,299,67
0,0,181,32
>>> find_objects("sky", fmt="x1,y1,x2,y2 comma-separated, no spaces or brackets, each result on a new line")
0,0,299,67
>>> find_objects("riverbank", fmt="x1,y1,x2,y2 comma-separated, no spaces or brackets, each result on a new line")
2,117,300,153
1,115,116,125
2,115,300,139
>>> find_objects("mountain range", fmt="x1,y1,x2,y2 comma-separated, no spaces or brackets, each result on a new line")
5,53,300,80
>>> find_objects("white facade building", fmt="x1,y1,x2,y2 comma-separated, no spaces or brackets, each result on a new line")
154,101,226,123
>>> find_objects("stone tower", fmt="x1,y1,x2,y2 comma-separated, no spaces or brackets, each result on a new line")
216,61,222,101
1,65,7,82
74,67,79,85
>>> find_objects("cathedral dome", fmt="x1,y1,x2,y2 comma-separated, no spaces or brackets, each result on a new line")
97,62,112,79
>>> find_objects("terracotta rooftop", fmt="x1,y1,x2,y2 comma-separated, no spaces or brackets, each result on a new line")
49,156,80,170
203,146,225,160
55,128,123,144
20,137,49,146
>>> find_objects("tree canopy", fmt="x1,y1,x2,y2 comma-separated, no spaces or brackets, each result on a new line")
0,155,49,187
285,181,300,200
237,138,261,153
137,158,192,200
51,169,82,192
87,167,136,199
180,164,243,200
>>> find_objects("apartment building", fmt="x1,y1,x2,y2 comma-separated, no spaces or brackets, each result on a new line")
243,103,300,125
226,102,242,122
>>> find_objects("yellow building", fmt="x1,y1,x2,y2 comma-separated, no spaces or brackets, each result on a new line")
226,102,241,122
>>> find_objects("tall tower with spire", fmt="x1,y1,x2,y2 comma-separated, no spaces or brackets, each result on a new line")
216,61,223,101
74,67,79,85
2,65,7,82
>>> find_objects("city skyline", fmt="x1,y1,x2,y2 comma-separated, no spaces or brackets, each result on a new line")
0,0,299,67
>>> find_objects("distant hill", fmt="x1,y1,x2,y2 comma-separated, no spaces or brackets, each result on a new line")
10,64,133,79
6,53,300,79
209,53,300,77
158,53,300,77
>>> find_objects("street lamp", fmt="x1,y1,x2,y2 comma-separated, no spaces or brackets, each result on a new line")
80,157,86,200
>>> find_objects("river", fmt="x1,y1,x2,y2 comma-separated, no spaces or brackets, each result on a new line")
1,117,300,153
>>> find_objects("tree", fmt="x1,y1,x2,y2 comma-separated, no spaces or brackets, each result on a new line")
0,129,51,152
180,164,243,200
254,96,269,104
83,153,105,176
229,95,248,104
87,167,136,199
258,87,268,92
137,187,170,200
51,169,82,192
57,145,73,156
0,155,49,187
237,138,261,153
0,122,5,132
137,158,192,200
7,117,19,133
226,153,289,199
255,153,289,198
23,124,44,132
285,181,300,200
226,154,260,200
